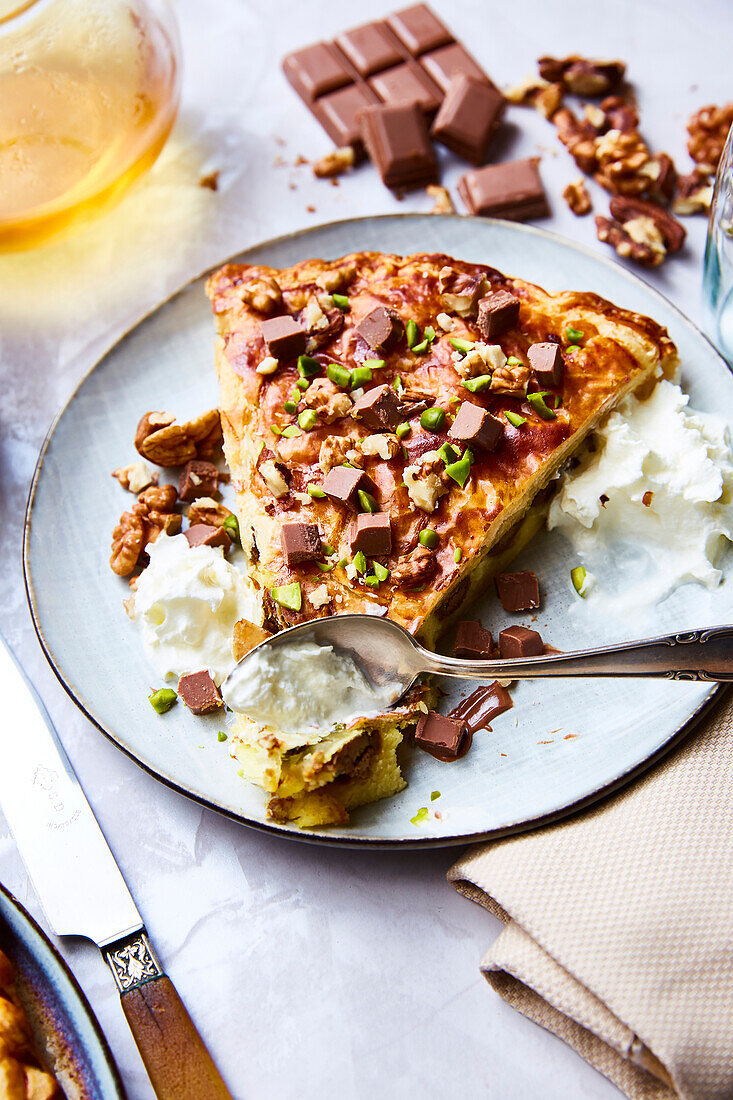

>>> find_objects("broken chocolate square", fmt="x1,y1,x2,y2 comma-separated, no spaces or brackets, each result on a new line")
453,620,493,659
355,305,403,351
322,465,374,509
177,670,222,715
458,157,549,221
495,571,540,612
477,289,520,339
528,342,564,387
281,522,322,565
179,460,219,502
415,709,470,761
185,524,232,550
449,401,503,451
431,74,505,165
499,625,543,657
259,315,306,360
351,383,402,431
360,102,439,190
349,513,392,556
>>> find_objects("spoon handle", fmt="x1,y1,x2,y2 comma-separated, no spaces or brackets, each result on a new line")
418,625,733,682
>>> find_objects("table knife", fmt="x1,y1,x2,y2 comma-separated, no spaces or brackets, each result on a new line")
0,632,233,1100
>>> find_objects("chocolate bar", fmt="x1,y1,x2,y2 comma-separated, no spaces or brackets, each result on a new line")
458,158,550,221
431,74,506,165
355,306,403,352
360,103,438,190
281,5,495,157
259,315,306,360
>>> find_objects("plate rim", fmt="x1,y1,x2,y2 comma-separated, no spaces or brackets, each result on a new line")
0,881,127,1099
23,212,729,849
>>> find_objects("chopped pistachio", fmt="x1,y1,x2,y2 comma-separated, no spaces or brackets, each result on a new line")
298,409,318,430
296,377,310,391
445,451,472,488
395,421,411,440
149,688,177,715
393,375,404,392
420,407,445,432
281,424,301,438
419,528,439,549
505,410,527,427
454,547,462,563
217,731,228,742
449,337,475,355
462,374,493,393
222,514,240,544
364,575,380,588
411,338,429,354
506,355,524,366
527,392,556,420
566,326,584,341
373,561,389,582
255,440,265,457
297,354,321,378
410,806,429,825
307,484,326,498
284,399,298,414
363,358,386,370
554,394,562,408
336,557,348,569
270,581,302,610
357,489,379,513
430,790,441,801
566,344,581,354
353,550,367,574
316,560,334,572
332,293,350,311
571,565,588,596
350,365,373,389
323,543,334,556
437,441,460,464
406,319,421,348
270,425,282,435
424,325,436,343
327,363,351,388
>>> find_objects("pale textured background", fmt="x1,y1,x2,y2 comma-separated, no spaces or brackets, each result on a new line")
0,1,731,1097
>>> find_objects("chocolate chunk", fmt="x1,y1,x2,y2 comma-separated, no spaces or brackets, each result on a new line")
495,571,540,612
387,5,453,55
335,22,403,77
282,43,352,102
420,42,492,93
281,522,322,565
450,682,513,733
315,83,379,152
453,620,493,659
415,709,469,761
351,383,402,430
369,62,442,114
177,670,222,715
322,465,374,509
457,158,549,220
179,460,219,503
449,401,503,451
259,315,306,360
499,625,543,658
355,306,404,352
185,524,232,550
350,513,392,556
477,289,520,339
431,74,505,165
359,103,439,191
528,342,564,387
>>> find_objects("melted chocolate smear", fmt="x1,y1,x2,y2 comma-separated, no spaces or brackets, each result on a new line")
449,682,513,733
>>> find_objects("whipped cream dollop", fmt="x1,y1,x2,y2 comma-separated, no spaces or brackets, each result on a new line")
548,380,733,612
222,641,402,734
132,533,259,684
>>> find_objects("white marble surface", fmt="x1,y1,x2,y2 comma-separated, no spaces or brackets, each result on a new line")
0,1,731,1096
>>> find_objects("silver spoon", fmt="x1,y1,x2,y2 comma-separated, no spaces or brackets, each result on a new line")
222,615,733,707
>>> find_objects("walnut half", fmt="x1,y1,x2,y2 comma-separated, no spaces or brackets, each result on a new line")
110,484,181,576
134,409,222,467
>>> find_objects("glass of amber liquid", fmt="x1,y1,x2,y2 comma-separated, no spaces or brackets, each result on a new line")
0,0,180,249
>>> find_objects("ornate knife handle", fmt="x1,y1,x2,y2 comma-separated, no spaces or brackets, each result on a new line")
105,931,232,1100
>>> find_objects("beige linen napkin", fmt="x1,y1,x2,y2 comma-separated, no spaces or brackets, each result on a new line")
448,688,733,1100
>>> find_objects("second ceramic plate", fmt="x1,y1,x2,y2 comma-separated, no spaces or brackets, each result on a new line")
24,215,733,846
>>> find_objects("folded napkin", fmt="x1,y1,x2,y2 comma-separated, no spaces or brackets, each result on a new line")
448,687,733,1100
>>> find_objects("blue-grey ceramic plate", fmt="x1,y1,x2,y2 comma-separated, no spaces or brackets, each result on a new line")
24,215,733,847
0,882,125,1098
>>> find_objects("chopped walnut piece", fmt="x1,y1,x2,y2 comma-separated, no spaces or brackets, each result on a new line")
134,409,222,467
238,276,283,315
504,74,550,105
600,95,638,134
318,434,353,473
358,433,400,461
111,461,158,493
301,378,352,424
687,103,733,173
315,264,355,292
308,584,331,609
426,185,456,215
391,545,437,587
673,168,714,215
110,484,180,575
563,178,592,216
259,460,289,498
438,267,489,318
535,82,564,120
312,146,355,178
594,129,651,195
187,496,233,527
489,360,531,397
403,451,449,513
110,512,146,576
303,306,344,353
595,215,664,267
609,196,686,253
538,55,626,96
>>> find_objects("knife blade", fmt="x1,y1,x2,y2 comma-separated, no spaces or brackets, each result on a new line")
0,631,233,1100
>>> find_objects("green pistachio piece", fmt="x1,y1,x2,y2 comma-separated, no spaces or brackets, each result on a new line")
281,425,301,438
296,377,310,391
255,439,265,457
297,355,321,378
506,355,524,366
419,528,439,549
410,807,429,825
217,731,228,742
424,325,436,342
363,358,386,370
565,344,581,354
315,561,334,572
571,565,588,596
430,790,441,801
149,688,177,715
505,410,527,427
349,365,373,389
357,489,379,513
307,484,326,498
283,399,298,414
327,363,351,388
566,326,584,341
353,550,367,574
298,409,318,430
461,375,493,393
270,425,282,435
420,407,445,432
527,392,556,420
406,319,421,348
437,442,459,464
222,514,240,544
449,337,474,355
332,293,350,311
411,338,429,354
270,581,302,611
373,561,389,582
364,575,380,588
454,547,462,563
395,422,411,439
445,451,472,488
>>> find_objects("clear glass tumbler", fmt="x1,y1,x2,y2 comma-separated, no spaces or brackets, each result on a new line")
703,122,733,363
0,0,180,249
